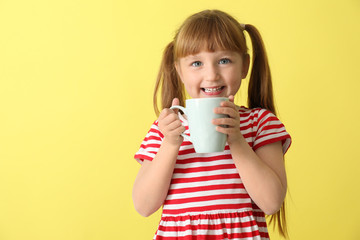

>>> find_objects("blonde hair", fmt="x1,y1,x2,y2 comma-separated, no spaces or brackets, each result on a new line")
153,9,287,238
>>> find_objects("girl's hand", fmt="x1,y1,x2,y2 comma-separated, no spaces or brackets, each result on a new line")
212,95,244,145
158,98,185,146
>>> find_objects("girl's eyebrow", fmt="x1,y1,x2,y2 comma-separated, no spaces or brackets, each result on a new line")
183,51,236,60
184,55,200,60
217,50,236,56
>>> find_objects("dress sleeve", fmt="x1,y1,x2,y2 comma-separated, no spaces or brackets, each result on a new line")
253,109,292,154
134,121,164,164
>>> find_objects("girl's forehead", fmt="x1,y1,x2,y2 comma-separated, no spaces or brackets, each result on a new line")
175,37,245,59
183,50,238,58
178,49,243,61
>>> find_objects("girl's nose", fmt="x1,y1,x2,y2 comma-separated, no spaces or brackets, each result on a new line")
204,64,220,81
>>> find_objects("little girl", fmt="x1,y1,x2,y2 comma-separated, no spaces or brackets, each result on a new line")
132,9,291,240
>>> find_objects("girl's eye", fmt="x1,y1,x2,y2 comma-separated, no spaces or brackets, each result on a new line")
219,58,231,64
191,61,202,67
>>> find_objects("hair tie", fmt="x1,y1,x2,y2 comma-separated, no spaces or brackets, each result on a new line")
240,23,246,30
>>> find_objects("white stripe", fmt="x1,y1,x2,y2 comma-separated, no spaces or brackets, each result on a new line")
138,146,159,153
239,111,256,121
258,227,268,233
255,132,287,145
170,178,242,190
257,112,277,132
177,149,232,159
163,199,251,210
156,226,259,237
175,159,235,168
166,188,247,200
243,137,254,143
239,116,254,127
172,168,239,179
259,125,285,136
162,209,256,217
141,138,161,145
239,126,255,136
135,150,155,158
160,213,257,226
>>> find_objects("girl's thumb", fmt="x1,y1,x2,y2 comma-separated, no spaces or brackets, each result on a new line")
172,98,180,107
171,98,180,114
228,95,235,103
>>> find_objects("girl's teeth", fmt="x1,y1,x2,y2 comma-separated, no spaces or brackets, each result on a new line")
204,87,222,93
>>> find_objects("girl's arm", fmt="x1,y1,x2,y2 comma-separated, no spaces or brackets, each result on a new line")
213,96,287,215
228,139,286,215
132,99,184,217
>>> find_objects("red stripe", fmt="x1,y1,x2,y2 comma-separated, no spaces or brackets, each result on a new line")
148,127,163,136
171,173,240,184
260,231,270,238
155,231,261,240
240,114,257,124
239,121,256,131
254,135,290,151
158,219,258,232
258,116,278,130
143,135,162,142
162,203,253,215
157,211,268,238
255,131,288,144
253,212,266,218
164,193,250,205
179,148,196,155
181,141,193,146
261,124,285,133
257,109,270,120
167,183,245,195
179,146,231,156
239,109,256,118
176,154,233,164
257,129,287,139
161,211,260,220
134,154,153,161
140,143,161,149
173,164,236,174
242,131,256,139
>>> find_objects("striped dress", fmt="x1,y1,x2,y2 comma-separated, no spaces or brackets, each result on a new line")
134,107,291,240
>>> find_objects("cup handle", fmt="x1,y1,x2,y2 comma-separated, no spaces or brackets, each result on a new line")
170,105,191,142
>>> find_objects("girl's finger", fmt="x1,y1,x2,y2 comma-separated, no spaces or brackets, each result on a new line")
167,119,183,132
228,95,235,103
172,98,180,106
221,99,235,106
160,112,177,126
215,106,238,119
171,98,180,114
215,126,238,135
212,118,237,127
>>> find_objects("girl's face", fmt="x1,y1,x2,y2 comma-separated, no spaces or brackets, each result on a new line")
175,50,249,99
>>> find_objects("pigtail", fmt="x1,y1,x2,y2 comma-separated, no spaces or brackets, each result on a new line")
153,41,186,116
245,24,276,115
268,198,288,239
245,24,288,238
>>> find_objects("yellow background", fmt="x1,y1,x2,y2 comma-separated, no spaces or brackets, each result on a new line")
0,0,359,239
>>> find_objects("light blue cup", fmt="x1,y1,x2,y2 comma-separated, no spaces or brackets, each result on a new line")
170,97,228,153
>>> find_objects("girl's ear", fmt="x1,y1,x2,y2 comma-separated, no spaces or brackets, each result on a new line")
241,54,250,79
174,61,183,82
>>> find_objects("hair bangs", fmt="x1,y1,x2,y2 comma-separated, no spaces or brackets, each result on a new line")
174,10,247,59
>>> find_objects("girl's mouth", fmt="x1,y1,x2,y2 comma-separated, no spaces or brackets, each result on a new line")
201,86,225,95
